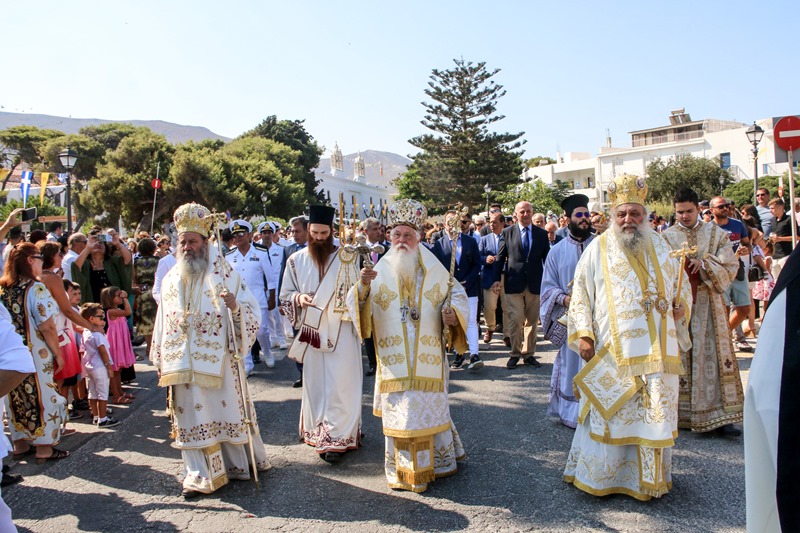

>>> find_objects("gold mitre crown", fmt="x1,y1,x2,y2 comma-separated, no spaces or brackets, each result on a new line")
388,199,427,230
608,173,648,209
173,202,225,237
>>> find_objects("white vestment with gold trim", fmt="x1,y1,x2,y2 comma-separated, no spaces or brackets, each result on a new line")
151,247,271,494
348,245,469,493
279,247,363,454
563,229,691,500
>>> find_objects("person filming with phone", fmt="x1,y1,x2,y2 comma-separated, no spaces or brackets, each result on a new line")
71,227,132,304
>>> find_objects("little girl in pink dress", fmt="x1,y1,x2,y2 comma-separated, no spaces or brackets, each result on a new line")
101,286,135,405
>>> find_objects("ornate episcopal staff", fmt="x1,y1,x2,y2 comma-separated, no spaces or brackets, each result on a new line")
668,241,697,310
212,217,260,489
443,203,468,349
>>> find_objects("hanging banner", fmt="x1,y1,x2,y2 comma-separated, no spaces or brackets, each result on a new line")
39,172,51,205
20,171,33,208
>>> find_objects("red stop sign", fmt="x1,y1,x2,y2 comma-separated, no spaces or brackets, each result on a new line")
151,178,162,189
774,116,800,152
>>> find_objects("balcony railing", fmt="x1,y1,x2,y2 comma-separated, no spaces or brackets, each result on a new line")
632,129,704,147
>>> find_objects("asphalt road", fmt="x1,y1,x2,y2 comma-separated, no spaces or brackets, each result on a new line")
5,331,750,532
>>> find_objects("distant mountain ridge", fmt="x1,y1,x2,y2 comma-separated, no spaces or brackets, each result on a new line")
316,150,410,191
0,111,230,144
0,112,411,190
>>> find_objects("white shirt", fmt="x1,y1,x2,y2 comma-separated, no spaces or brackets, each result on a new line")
226,243,274,308
62,249,80,282
152,253,177,305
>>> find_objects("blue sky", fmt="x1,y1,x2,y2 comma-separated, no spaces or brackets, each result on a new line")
4,1,796,160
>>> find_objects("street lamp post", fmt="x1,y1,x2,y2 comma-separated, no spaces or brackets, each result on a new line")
260,191,268,218
719,173,726,194
484,183,491,215
58,147,78,234
746,122,765,203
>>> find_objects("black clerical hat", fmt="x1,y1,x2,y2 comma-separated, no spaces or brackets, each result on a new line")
308,205,335,226
561,194,589,217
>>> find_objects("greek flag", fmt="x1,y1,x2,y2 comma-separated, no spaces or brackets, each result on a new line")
20,171,33,208
57,173,67,184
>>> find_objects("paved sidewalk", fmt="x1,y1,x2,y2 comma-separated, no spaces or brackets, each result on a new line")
6,333,748,532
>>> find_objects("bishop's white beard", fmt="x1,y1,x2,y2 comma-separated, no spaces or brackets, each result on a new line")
383,244,421,292
611,218,651,255
176,243,209,286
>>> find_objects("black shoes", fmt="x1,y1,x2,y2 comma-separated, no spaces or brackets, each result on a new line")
716,424,742,437
524,355,541,368
503,337,511,347
322,451,343,463
450,354,466,369
467,355,484,370
252,356,262,364
507,355,541,368
292,378,303,388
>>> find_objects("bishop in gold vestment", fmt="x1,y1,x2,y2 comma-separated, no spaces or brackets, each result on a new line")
349,199,469,493
151,203,271,499
663,188,743,434
564,175,691,501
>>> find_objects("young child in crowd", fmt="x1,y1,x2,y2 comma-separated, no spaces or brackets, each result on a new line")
100,286,136,405
79,303,119,428
54,279,83,425
67,281,90,414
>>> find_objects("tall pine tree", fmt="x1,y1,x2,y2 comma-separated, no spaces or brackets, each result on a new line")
405,59,525,210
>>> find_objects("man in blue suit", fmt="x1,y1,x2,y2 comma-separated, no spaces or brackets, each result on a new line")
492,201,550,369
432,210,483,370
479,212,506,344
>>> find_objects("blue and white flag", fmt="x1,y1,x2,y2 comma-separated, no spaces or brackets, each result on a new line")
20,171,33,208
57,173,67,184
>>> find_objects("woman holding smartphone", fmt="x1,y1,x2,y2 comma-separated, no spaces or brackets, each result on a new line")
71,228,132,305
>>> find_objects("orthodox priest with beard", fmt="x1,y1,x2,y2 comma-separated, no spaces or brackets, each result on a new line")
279,205,363,463
540,193,594,428
151,203,271,499
348,199,470,493
563,174,691,501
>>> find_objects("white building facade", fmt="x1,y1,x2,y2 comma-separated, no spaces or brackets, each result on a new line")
316,142,395,221
523,110,797,209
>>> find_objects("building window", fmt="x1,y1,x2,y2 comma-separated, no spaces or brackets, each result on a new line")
719,152,731,169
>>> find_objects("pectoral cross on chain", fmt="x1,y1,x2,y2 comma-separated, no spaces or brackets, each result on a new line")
345,233,385,268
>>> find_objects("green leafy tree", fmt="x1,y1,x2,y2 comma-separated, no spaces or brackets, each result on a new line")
645,154,731,203
217,136,308,218
241,116,324,203
494,180,567,214
723,174,797,207
408,59,525,209
0,126,64,190
39,134,106,181
79,123,141,153
392,164,435,210
525,156,557,168
77,129,174,230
